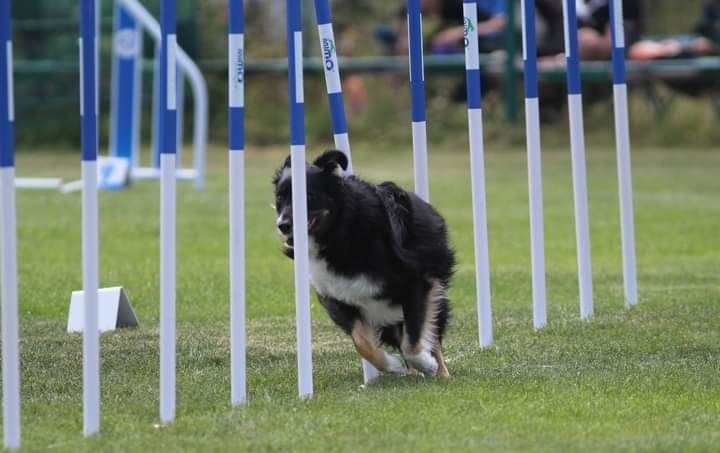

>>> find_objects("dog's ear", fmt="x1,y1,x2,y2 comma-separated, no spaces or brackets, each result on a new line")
312,150,348,176
272,155,292,186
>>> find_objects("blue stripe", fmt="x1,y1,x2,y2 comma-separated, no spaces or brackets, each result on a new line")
159,0,176,155
314,0,331,25
229,0,244,33
287,0,305,146
229,107,244,151
112,6,139,160
0,0,13,167
466,69,483,109
564,0,582,94
522,0,539,99
328,92,347,134
229,0,244,152
81,0,97,162
407,0,427,122
612,47,626,84
291,102,305,146
609,0,626,84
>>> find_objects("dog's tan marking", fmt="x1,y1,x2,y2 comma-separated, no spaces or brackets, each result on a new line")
351,320,405,374
432,348,450,378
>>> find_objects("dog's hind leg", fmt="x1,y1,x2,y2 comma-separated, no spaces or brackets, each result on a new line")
400,280,448,377
351,320,407,376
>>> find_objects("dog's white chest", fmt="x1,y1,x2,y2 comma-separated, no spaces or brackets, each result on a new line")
308,247,403,327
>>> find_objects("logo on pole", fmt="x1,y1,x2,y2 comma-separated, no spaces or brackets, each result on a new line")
322,38,336,71
464,17,475,48
236,48,244,83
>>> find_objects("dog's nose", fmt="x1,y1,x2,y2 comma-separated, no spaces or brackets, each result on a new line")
278,220,292,236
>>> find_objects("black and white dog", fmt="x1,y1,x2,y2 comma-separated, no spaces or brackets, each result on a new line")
273,150,455,377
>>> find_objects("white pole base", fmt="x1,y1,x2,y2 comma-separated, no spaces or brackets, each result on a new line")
524,98,548,330
229,150,247,406
290,144,314,399
1,167,21,449
467,108,493,347
613,84,638,307
568,94,594,320
411,121,429,202
81,160,100,437
160,153,176,423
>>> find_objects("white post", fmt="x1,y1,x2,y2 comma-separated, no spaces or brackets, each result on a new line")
159,0,177,423
228,0,247,405
463,0,493,347
1,1,20,447
521,0,548,329
80,0,101,436
610,0,638,307
288,0,313,399
563,0,594,319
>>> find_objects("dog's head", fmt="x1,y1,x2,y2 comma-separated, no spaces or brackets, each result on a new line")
272,150,349,252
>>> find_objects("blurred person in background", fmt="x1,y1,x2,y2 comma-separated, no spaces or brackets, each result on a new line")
629,0,720,60
428,0,507,54
347,0,507,115
576,0,644,59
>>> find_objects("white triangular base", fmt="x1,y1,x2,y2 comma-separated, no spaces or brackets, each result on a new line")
67,286,139,333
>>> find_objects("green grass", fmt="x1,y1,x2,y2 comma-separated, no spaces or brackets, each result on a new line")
4,144,720,452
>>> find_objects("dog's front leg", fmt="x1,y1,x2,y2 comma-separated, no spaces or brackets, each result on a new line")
350,320,407,376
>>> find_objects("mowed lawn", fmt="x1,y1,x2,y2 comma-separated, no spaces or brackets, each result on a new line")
4,145,719,451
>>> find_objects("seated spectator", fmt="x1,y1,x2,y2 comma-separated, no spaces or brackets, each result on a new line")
535,0,566,58
629,0,719,60
429,0,507,54
388,0,507,56
576,0,643,60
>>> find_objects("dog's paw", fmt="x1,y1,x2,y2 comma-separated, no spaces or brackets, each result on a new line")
403,351,439,377
384,353,408,375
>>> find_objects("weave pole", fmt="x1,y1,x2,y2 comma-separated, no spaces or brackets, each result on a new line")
312,0,377,382
313,0,353,173
406,0,430,201
609,0,637,307
0,0,20,448
520,0,548,329
80,0,101,436
462,0,493,347
287,0,314,399
228,0,247,406
159,0,177,423
562,0,594,319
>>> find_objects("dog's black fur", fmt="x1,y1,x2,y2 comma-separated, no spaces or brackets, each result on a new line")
273,150,455,377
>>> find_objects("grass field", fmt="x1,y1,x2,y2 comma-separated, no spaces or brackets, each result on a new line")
3,144,719,451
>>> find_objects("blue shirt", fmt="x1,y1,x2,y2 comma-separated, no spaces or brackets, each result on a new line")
477,0,506,18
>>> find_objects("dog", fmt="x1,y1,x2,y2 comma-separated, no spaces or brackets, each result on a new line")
273,150,455,378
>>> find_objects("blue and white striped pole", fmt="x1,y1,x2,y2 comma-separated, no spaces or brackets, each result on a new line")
609,0,637,307
159,0,177,423
0,0,20,448
313,0,353,174
406,0,430,201
288,0,314,399
228,0,247,406
521,0,548,329
562,0,594,319
463,0,493,348
313,0,376,382
80,0,101,437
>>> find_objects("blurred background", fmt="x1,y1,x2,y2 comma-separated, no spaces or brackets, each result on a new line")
9,0,720,152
